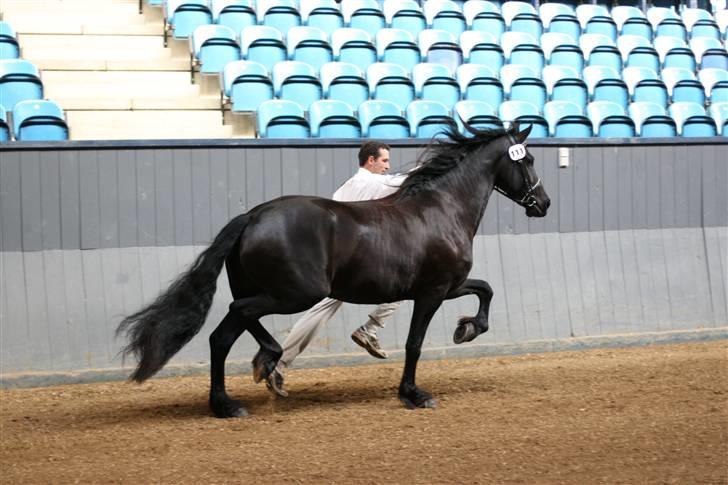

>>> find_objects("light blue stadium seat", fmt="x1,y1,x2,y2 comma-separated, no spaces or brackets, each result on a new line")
501,32,545,72
681,8,712,31
540,3,580,40
691,37,728,70
580,33,622,71
164,0,213,45
585,15,617,42
12,99,69,141
272,61,322,110
384,0,427,38
0,105,10,141
309,99,361,137
287,26,332,71
260,0,301,32
499,100,549,137
342,0,385,31
0,59,43,112
583,65,629,108
501,64,546,108
541,32,584,72
419,29,462,75
576,5,610,30
699,68,728,103
223,60,273,112
463,1,505,39
612,6,652,40
542,65,587,108
662,67,705,104
406,99,454,138
332,28,377,72
190,25,241,78
241,25,286,72
628,101,676,137
587,100,636,137
424,0,466,36
376,28,420,72
648,7,682,33
453,100,501,133
655,17,688,42
461,31,503,72
456,63,503,107
690,20,721,41
367,62,414,111
669,101,717,136
0,21,20,60
300,0,344,36
502,1,543,38
708,102,728,135
212,0,257,33
617,35,659,72
622,66,668,108
320,61,368,110
257,99,310,137
358,99,409,138
654,37,697,71
543,100,592,137
413,63,460,109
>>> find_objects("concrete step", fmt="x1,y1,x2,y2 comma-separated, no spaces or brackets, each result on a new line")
33,57,191,71
52,95,221,110
42,70,202,95
18,34,188,62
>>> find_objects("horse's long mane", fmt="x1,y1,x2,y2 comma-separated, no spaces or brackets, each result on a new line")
394,123,511,199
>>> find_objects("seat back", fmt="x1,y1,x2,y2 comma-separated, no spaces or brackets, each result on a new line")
376,28,420,71
257,99,310,138
358,99,409,138
576,4,610,29
13,99,69,141
212,0,257,32
453,99,500,133
708,102,728,136
366,62,413,110
0,20,20,60
539,3,575,28
698,68,728,97
456,63,503,106
384,0,426,37
0,59,43,111
412,62,459,108
612,6,645,31
423,0,466,35
543,100,590,136
342,0,385,31
501,1,537,26
406,99,453,138
419,29,462,74
587,100,634,136
223,60,273,111
259,0,301,31
320,61,368,109
669,101,715,136
166,0,213,39
331,27,377,71
272,60,322,109
628,101,669,134
240,25,286,71
541,32,577,59
287,26,333,70
499,100,549,136
309,99,360,137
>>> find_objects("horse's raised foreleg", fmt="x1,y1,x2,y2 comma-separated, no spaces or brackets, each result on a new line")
209,311,248,418
445,279,493,344
399,297,443,410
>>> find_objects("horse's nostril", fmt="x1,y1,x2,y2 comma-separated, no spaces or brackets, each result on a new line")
545,198,551,209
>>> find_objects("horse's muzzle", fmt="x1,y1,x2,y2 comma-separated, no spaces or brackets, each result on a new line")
526,197,550,217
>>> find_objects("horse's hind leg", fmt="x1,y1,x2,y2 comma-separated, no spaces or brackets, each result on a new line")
445,279,493,344
209,311,248,418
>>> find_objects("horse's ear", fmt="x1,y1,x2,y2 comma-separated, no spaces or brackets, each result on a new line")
516,123,533,143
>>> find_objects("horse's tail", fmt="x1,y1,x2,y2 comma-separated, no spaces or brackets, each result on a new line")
117,214,248,383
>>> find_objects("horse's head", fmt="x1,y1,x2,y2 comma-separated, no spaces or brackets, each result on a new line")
493,124,551,217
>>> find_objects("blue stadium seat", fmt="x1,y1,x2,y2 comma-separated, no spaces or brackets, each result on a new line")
622,66,668,108
612,6,652,40
419,29,462,74
501,32,545,72
540,4,580,39
309,99,361,137
456,63,503,106
413,63,460,109
212,0,257,33
453,100,501,133
384,0,427,38
320,61,368,110
257,99,310,137
164,0,213,45
628,101,677,137
463,1,505,39
358,99,409,138
648,7,684,36
669,101,717,136
656,19,688,42
541,32,584,72
461,31,503,72
331,28,377,72
0,59,43,112
259,0,301,32
342,0,385,31
367,62,414,111
190,25,241,78
698,68,728,103
542,65,587,109
376,28,420,72
300,0,344,36
501,64,546,108
241,25,287,72
691,37,728,70
708,102,728,135
287,26,333,71
0,21,20,60
499,100,549,137
583,65,629,108
0,105,10,141
585,16,618,42
617,35,659,71
272,61,322,109
423,0,466,36
662,67,705,104
580,33,622,71
690,19,722,41
543,100,592,137
406,99,454,138
587,101,636,137
222,60,273,112
576,5,610,31
502,2,543,39
12,99,69,141
654,37,697,71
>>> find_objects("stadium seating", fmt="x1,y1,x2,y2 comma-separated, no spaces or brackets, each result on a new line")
212,0,257,33
699,67,728,103
612,6,652,39
499,100,549,137
308,99,361,137
164,0,213,45
464,1,505,38
412,62,460,109
662,67,706,104
542,64,588,109
669,101,717,136
260,0,302,32
342,0,385,32
418,29,462,74
0,105,10,141
587,100,636,137
257,99,310,137
461,31,503,71
376,28,421,72
367,62,414,111
300,0,344,36
287,26,333,71
628,101,677,137
423,0,466,36
12,99,69,141
320,61,369,110
331,28,377,72
272,61,322,110
0,21,20,60
384,0,427,38
190,25,241,78
358,99,409,138
543,100,592,137
456,63,503,107
0,59,43,112
583,65,629,108
622,66,669,108
222,60,273,112
453,100,502,133
406,99,454,138
708,102,728,135
241,25,287,72
501,64,546,109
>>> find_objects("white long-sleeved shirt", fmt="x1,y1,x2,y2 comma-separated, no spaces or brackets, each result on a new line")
332,168,407,202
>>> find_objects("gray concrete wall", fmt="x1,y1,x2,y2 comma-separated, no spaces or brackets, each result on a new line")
1,139,726,385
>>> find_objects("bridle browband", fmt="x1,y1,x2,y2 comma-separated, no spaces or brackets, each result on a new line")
493,133,542,208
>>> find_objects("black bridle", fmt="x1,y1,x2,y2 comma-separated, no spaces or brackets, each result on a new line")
493,134,542,208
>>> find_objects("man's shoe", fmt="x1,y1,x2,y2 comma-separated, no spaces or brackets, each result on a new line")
351,328,388,359
265,368,288,397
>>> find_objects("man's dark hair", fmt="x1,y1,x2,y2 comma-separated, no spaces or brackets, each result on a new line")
358,141,390,166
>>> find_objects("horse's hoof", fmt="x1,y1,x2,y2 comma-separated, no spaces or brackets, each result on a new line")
210,397,249,419
453,320,477,344
399,396,438,410
251,351,277,383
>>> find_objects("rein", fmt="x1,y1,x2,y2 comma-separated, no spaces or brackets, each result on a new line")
493,133,541,208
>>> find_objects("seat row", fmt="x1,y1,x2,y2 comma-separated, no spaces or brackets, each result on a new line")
0,100,69,142
254,98,728,138
0,21,20,60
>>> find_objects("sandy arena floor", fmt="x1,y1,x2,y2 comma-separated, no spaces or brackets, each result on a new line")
1,341,726,484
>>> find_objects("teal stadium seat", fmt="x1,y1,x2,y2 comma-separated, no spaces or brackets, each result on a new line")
0,59,43,112
212,0,257,33
628,101,677,137
691,37,728,70
583,65,629,108
259,0,301,32
0,21,20,60
190,25,241,79
502,1,543,39
241,25,286,72
222,60,273,112
287,26,333,72
580,33,622,72
376,28,421,72
499,100,549,137
622,66,668,108
367,62,414,111
331,28,377,72
300,0,344,36
418,29,462,75
612,6,652,40
541,32,584,73
384,0,427,38
0,105,10,141
12,99,69,141
587,100,636,137
424,0,466,37
358,99,409,138
648,7,687,41
256,99,310,137
669,101,717,136
543,100,592,137
342,0,385,31
272,61,322,110
463,0,505,40
320,61,368,110
708,102,728,135
456,63,503,107
698,68,728,103
654,36,697,71
461,31,503,72
542,64,587,109
406,100,454,138
453,100,501,134
164,0,213,46
501,32,545,72
662,67,705,105
413,63,460,109
501,64,546,109
308,99,361,137
617,34,660,72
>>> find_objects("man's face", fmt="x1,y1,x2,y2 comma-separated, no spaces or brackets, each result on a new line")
366,148,390,174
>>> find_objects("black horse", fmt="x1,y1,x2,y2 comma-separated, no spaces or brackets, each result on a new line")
118,124,550,418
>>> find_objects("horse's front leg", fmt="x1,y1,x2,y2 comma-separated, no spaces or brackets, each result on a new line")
445,278,493,344
399,297,443,410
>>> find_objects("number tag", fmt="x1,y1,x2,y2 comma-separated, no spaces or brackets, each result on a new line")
508,144,526,161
